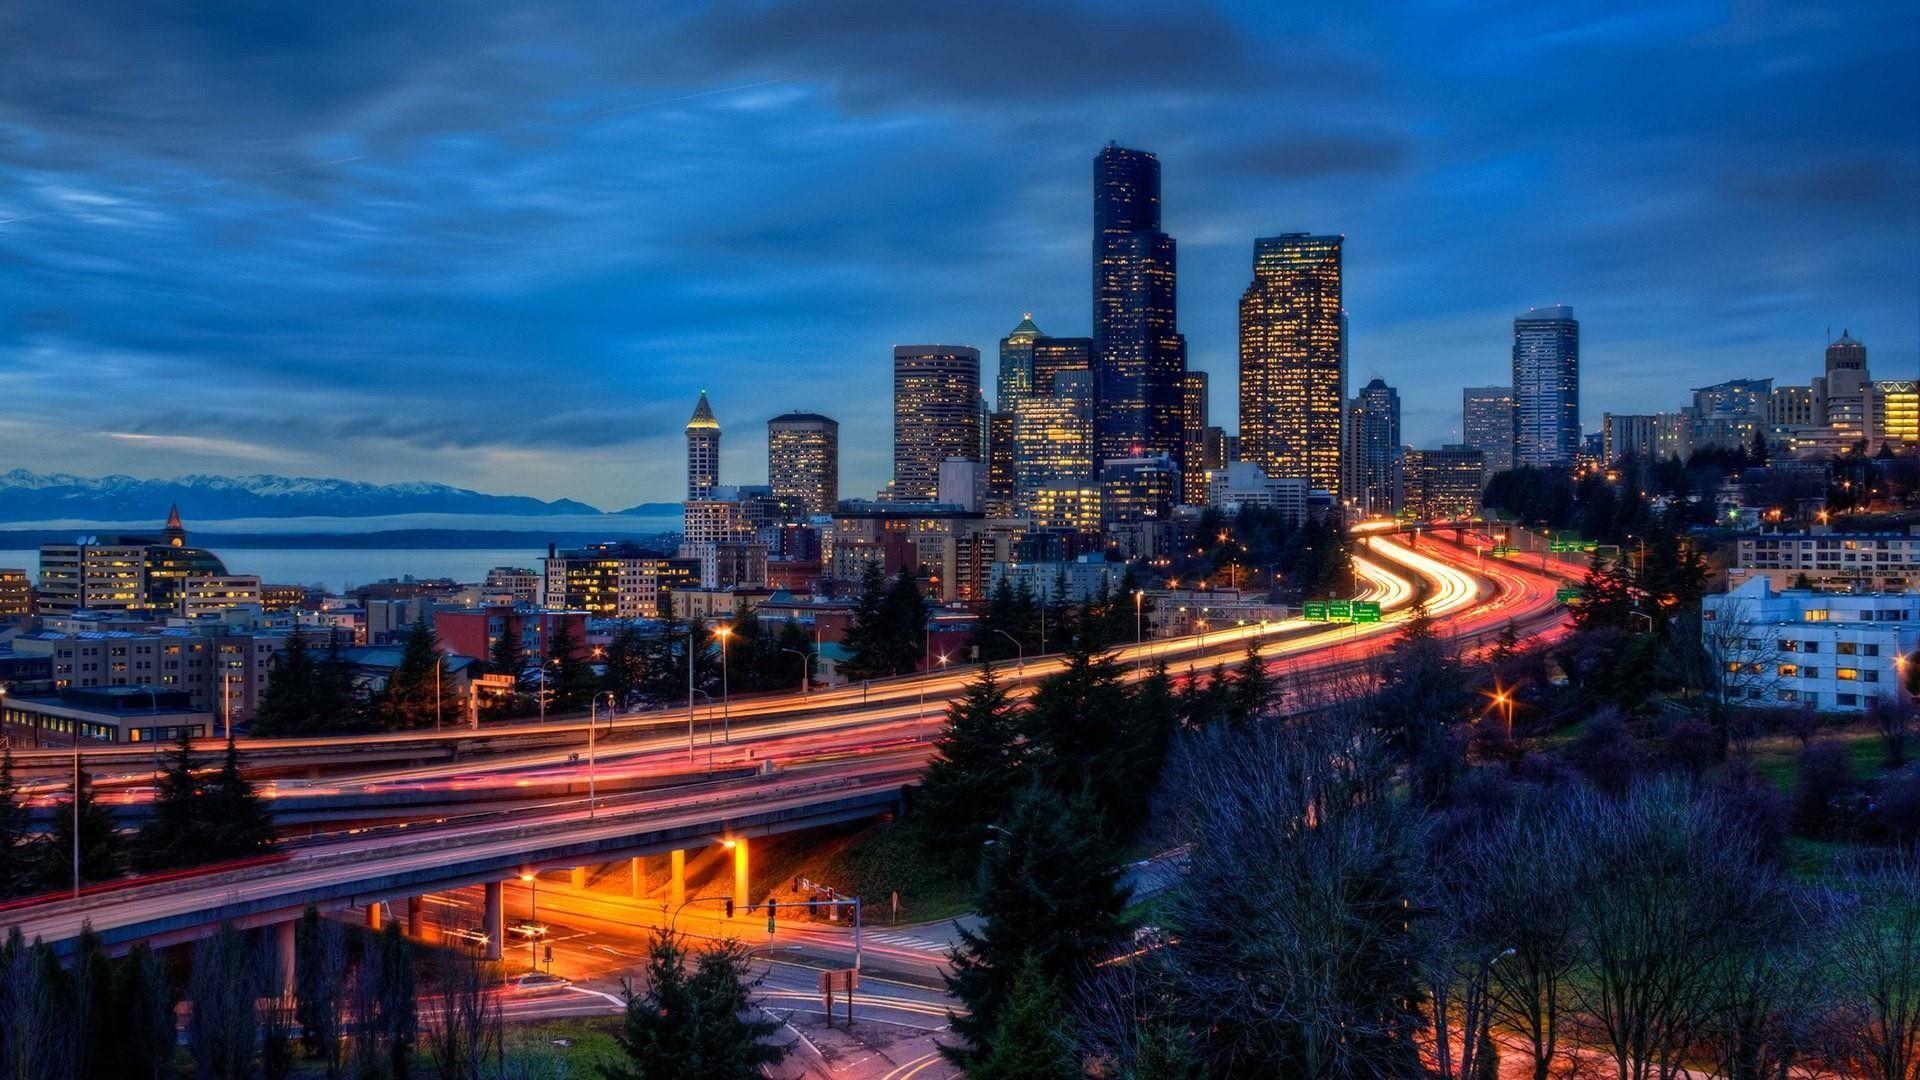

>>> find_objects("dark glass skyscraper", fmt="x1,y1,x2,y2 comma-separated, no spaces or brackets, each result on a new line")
1512,305,1580,467
1092,144,1186,466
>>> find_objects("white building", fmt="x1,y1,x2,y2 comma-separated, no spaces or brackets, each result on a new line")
1703,576,1918,713
1730,529,1920,593
1204,462,1312,523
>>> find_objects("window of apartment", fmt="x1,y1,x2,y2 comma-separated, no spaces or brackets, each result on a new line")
1864,644,1881,656
1802,642,1821,653
1837,668,1859,681
1778,664,1799,677
1779,689,1798,702
1804,610,1829,622
1838,641,1858,655
1838,693,1858,707
1802,667,1820,679
1780,640,1799,652
1864,670,1881,683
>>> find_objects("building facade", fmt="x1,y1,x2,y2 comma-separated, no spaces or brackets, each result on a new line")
37,509,231,617
996,313,1042,415
1730,530,1920,593
1512,305,1580,468
892,345,982,501
542,542,698,619
1092,144,1187,466
1238,233,1345,493
685,391,721,499
1704,576,1917,713
1462,386,1515,474
1402,445,1487,522
767,411,840,516
1351,378,1402,516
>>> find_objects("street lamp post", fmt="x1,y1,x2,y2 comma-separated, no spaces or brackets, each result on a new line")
1133,589,1144,646
686,627,696,764
992,629,1023,673
716,625,732,743
519,872,540,974
588,691,615,818
780,647,812,694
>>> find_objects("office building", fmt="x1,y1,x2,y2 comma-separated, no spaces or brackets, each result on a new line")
178,575,264,619
1731,529,1920,593
985,412,1018,518
1205,462,1313,524
542,542,699,619
1100,455,1180,527
1462,386,1515,473
1402,445,1487,522
1705,576,1919,713
938,458,985,513
1873,381,1920,448
1512,305,1580,467
1092,144,1186,465
1015,369,1097,503
686,391,721,499
767,411,840,516
1602,413,1658,463
893,345,982,501
1693,378,1771,420
482,567,544,606
1238,233,1345,493
1180,370,1209,505
1770,385,1817,428
997,313,1043,414
1351,378,1402,516
1025,485,1102,534
0,568,29,618
37,507,231,617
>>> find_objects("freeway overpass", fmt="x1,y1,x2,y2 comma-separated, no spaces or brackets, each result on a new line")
3,526,1574,959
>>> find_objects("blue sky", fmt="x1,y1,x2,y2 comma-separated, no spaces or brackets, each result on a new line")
0,1,1915,508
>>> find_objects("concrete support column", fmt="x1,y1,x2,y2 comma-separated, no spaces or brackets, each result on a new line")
629,856,646,900
276,920,297,1000
405,896,424,940
365,902,384,931
669,849,686,908
730,839,750,912
482,882,504,962
570,865,588,890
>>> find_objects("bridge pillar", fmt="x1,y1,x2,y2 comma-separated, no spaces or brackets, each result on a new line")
365,902,384,931
729,839,749,912
629,856,646,900
669,849,686,908
275,920,297,1000
405,896,425,940
482,882,504,961
570,865,588,890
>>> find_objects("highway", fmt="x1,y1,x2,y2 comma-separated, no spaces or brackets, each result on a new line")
3,525,1576,958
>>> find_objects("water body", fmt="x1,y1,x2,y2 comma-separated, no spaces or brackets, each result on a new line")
0,548,555,593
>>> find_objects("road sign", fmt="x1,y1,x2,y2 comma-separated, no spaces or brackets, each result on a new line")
1328,599,1353,621
820,969,858,1027
1555,587,1583,604
1302,601,1328,621
1351,601,1381,623
474,674,517,691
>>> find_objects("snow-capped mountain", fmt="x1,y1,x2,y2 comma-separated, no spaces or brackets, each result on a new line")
0,470,603,521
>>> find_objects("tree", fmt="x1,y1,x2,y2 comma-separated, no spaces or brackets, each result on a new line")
603,929,784,1080
188,923,260,1080
423,946,504,1080
134,726,203,872
202,736,273,859
489,616,526,681
253,629,323,735
1226,641,1279,726
544,616,598,712
374,618,459,730
839,566,928,680
600,623,647,707
295,904,351,1078
0,744,29,897
970,956,1079,1080
1,928,71,1079
1020,631,1140,829
41,764,121,891
915,663,1025,874
111,942,176,1080
943,785,1128,1069
1825,855,1920,1080
354,921,417,1079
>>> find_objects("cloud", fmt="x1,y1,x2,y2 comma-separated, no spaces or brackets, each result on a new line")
1221,130,1413,179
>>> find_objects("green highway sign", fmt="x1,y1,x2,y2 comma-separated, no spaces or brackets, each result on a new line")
1352,601,1382,623
1491,545,1511,557
1302,601,1328,621
1328,599,1353,621
1555,587,1583,604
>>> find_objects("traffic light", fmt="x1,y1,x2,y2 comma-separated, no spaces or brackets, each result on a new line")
724,898,734,918
767,898,777,933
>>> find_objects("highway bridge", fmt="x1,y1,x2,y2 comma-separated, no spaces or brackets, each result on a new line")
3,525,1576,963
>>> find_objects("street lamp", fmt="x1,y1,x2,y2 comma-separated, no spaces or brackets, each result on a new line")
780,647,813,694
587,691,616,818
715,625,732,742
1133,589,1144,645
518,872,540,974
992,629,1024,673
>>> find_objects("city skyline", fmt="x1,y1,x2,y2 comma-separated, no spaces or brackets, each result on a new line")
0,2,1914,507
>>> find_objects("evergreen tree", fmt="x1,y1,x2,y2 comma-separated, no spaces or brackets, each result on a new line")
840,568,926,680
915,663,1025,873
1489,619,1521,664
1226,641,1279,727
969,956,1079,1080
545,616,599,712
252,629,320,735
41,765,121,890
375,618,460,730
0,744,28,897
202,737,273,860
112,942,175,1080
944,785,1128,1069
837,562,891,681
132,726,202,872
973,577,1023,663
601,624,648,706
489,617,526,680
314,634,361,732
72,925,116,1080
771,618,813,692
1020,631,1134,824
604,930,784,1080
1573,553,1640,632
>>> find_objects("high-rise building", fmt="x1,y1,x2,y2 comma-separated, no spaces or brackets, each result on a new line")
893,345,982,502
1402,446,1487,522
997,313,1043,414
1099,455,1181,528
1015,369,1097,503
1238,233,1345,493
1602,413,1657,463
1092,144,1186,465
1511,306,1580,468
767,412,839,516
1180,370,1209,505
1351,378,1402,515
1817,331,1871,440
986,412,1018,517
685,391,721,499
1461,386,1514,473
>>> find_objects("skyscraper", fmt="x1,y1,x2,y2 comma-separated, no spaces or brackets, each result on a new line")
1180,370,1209,505
893,345,982,502
1238,233,1345,492
1351,378,1402,515
1512,306,1580,468
685,390,720,499
997,313,1043,414
767,412,839,516
1092,144,1186,465
1461,386,1515,474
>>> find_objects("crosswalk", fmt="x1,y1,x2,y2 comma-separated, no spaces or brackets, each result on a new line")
864,931,952,955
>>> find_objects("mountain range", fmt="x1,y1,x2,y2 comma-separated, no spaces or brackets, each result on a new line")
0,469,667,522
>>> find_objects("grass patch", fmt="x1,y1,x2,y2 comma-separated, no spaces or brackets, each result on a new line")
1749,729,1895,791
806,820,974,925
501,1015,626,1075
1783,836,1855,882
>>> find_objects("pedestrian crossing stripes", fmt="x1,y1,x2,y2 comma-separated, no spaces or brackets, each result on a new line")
866,932,951,954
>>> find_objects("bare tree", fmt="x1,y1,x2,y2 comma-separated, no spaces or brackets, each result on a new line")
1824,854,1920,1080
296,909,352,1079
423,937,505,1080
0,928,70,1080
188,923,261,1080
1468,806,1584,1080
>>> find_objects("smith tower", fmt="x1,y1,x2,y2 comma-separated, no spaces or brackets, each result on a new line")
1238,233,1345,492
685,390,721,499
1092,144,1186,466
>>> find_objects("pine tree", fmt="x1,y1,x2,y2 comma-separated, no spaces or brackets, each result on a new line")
944,785,1127,1068
489,616,526,681
132,726,201,872
315,634,361,732
969,956,1079,1080
252,630,319,735
544,616,598,711
112,942,175,1080
605,930,784,1079
840,568,926,680
1489,619,1521,664
202,737,273,860
1227,641,1279,726
1020,632,1133,823
915,663,1025,873
772,618,813,692
41,766,121,890
0,744,28,897
601,624,647,706
375,618,459,730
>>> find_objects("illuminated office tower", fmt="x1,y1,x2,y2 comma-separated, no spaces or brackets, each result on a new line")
1351,378,1402,515
1462,386,1514,473
1180,370,1209,505
893,345,982,502
997,313,1043,414
1015,369,1097,501
986,411,1018,516
1238,233,1345,492
767,412,839,516
1092,144,1186,465
1512,306,1580,467
686,391,721,499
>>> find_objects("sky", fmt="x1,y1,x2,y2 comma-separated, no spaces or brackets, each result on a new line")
1,1,1916,510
